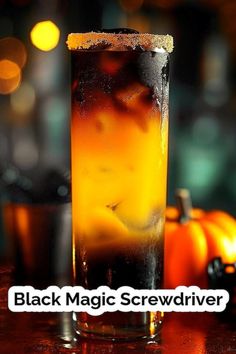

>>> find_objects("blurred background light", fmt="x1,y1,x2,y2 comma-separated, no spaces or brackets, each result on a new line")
177,116,228,203
31,49,61,94
0,59,20,80
10,82,35,114
13,139,39,169
102,2,124,29
192,115,220,145
202,35,229,107
40,95,68,165
119,0,143,13
30,20,60,52
0,59,21,94
178,145,226,202
0,37,27,69
12,129,39,169
125,14,150,33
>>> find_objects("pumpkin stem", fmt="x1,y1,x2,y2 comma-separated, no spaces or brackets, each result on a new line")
175,189,192,223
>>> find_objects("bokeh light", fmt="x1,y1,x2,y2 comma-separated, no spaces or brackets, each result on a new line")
41,95,69,161
126,14,150,33
10,82,35,114
0,59,19,80
30,20,60,51
13,138,39,169
0,59,21,94
178,139,226,202
0,37,27,69
32,49,61,93
192,115,220,145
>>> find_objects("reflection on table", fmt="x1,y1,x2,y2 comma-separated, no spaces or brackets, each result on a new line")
0,266,236,354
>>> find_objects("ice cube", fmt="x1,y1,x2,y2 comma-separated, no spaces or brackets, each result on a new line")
116,83,150,108
81,207,129,250
99,52,124,76
115,83,153,131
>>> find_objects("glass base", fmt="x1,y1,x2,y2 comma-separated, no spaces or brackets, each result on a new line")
73,311,163,341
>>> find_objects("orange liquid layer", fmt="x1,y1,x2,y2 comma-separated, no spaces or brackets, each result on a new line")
72,101,168,251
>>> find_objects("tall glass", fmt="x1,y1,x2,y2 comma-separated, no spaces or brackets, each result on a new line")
67,32,173,340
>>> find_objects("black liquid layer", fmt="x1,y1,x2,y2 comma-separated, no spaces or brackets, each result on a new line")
72,50,169,115
74,237,163,290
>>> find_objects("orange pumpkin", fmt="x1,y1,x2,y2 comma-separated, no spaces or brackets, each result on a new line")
164,189,236,288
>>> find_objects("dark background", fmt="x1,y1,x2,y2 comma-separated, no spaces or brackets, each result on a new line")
0,0,236,256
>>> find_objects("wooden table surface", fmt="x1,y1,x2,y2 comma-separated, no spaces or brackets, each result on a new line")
1,266,236,354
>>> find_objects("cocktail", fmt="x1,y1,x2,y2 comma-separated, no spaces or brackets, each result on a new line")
67,30,173,340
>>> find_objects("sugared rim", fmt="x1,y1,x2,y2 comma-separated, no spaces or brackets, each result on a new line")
67,32,174,53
